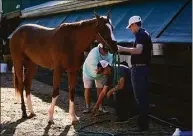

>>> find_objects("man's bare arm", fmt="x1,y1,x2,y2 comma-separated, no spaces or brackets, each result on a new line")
118,44,143,54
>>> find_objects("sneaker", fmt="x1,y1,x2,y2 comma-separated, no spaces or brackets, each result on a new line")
98,107,109,114
114,118,129,124
83,107,91,113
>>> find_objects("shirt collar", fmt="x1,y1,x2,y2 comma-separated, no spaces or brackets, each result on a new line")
135,28,145,35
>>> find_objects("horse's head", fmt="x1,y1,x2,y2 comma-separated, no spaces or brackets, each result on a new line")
94,11,118,53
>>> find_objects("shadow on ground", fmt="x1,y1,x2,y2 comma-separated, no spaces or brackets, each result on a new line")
0,118,27,135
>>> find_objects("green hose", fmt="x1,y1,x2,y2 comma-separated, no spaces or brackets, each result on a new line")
112,53,121,85
76,119,115,136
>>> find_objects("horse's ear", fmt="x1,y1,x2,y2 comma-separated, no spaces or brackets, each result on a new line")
107,10,111,19
94,10,100,20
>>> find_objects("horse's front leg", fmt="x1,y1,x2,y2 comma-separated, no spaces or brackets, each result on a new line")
48,68,61,123
68,72,79,124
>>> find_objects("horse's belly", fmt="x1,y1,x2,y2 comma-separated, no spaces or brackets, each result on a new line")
34,59,53,68
25,50,53,68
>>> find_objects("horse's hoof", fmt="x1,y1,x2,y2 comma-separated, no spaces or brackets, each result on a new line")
14,101,21,104
71,120,79,125
22,114,28,119
48,120,54,125
28,113,36,119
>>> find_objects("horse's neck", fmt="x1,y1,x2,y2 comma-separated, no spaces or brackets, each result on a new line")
77,25,97,52
59,19,97,53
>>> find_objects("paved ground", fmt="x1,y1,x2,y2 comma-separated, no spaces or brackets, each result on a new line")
1,73,178,136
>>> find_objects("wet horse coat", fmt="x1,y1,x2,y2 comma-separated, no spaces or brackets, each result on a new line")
10,12,117,123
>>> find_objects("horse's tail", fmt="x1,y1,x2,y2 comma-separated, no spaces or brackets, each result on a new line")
13,67,21,103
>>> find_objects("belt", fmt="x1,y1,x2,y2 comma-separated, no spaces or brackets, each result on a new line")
132,64,147,67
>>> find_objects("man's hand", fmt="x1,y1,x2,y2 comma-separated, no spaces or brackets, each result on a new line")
96,67,103,74
117,45,125,52
91,105,99,115
117,45,142,54
107,89,114,99
107,91,112,99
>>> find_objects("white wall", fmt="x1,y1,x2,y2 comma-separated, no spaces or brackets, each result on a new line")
119,55,132,67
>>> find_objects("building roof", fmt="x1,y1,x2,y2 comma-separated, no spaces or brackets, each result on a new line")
156,1,192,43
9,0,192,44
21,0,127,18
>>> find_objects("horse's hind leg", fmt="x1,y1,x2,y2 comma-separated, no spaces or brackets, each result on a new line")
13,67,21,104
13,59,27,118
24,59,37,118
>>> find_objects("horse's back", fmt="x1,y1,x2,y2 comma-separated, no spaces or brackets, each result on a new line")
10,24,57,68
21,24,55,31
11,24,55,40
10,24,56,48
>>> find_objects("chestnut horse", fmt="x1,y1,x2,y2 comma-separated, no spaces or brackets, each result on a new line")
10,12,117,124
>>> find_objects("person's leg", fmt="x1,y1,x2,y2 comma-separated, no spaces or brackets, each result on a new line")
131,66,149,130
84,88,91,107
115,93,121,118
121,90,129,120
115,91,129,122
128,91,136,117
127,77,136,117
115,92,122,121
83,76,93,113
123,92,130,120
97,88,103,107
95,78,108,113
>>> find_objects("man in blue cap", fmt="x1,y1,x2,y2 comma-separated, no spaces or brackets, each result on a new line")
118,15,152,131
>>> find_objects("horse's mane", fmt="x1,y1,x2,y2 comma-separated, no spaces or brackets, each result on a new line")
22,24,55,30
60,18,97,29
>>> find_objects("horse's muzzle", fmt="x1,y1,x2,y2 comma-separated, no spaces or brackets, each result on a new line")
110,40,118,53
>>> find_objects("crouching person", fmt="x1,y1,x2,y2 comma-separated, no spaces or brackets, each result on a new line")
107,61,135,123
92,60,135,123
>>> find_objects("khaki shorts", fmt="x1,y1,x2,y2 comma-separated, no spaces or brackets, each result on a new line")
83,76,106,88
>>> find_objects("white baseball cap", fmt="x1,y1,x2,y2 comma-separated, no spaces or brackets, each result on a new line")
98,43,104,48
98,43,109,51
126,16,142,29
98,60,110,68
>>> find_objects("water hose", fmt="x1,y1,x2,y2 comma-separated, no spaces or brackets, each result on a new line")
76,113,190,135
76,115,139,136
148,114,190,131
76,119,114,136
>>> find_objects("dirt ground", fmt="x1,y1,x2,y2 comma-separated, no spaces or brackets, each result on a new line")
1,73,175,136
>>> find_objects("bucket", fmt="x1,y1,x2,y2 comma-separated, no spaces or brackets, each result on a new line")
1,63,8,73
119,55,132,67
172,128,192,136
153,44,163,55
